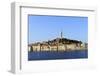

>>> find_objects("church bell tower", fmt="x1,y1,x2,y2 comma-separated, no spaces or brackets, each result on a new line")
61,30,63,39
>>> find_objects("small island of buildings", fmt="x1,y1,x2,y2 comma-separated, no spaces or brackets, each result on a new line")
28,31,88,52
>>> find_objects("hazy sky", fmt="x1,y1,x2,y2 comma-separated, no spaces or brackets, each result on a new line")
28,15,88,43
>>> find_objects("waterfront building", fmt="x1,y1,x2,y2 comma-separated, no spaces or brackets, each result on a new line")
28,31,87,52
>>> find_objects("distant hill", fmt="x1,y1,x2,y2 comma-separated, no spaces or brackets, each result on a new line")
47,38,82,44
29,37,85,46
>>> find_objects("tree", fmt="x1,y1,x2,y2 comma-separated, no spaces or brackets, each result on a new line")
30,46,33,52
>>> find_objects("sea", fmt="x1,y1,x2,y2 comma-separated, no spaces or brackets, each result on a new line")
28,50,88,61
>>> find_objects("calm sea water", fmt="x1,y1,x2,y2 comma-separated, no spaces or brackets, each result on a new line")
28,50,88,61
